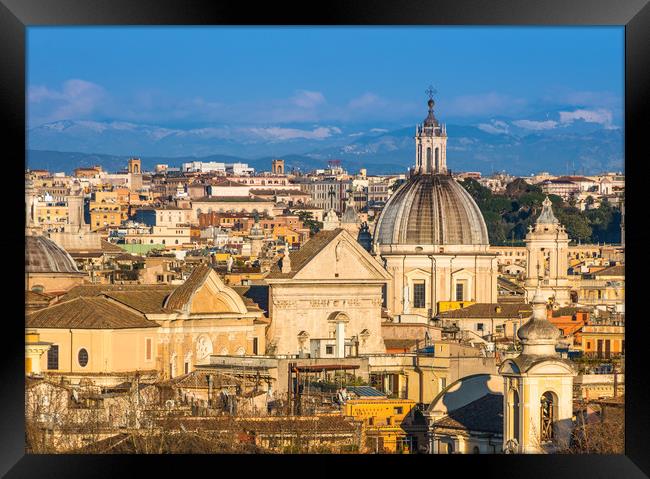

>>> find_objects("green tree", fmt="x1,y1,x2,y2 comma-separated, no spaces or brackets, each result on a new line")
295,210,322,235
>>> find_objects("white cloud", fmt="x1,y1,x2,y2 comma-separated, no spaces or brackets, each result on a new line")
478,119,510,135
559,108,614,128
29,79,107,124
348,93,381,110
370,128,388,133
512,119,558,130
247,126,340,141
291,90,326,108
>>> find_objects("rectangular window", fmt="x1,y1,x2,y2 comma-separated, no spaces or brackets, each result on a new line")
184,362,190,375
145,338,152,361
455,282,465,301
476,323,484,332
47,345,59,370
413,281,426,309
325,345,334,355
253,337,258,355
393,407,403,415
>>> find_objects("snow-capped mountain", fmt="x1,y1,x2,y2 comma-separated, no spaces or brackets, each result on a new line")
28,117,623,175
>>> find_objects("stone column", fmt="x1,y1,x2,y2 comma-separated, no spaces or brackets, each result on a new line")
336,321,346,358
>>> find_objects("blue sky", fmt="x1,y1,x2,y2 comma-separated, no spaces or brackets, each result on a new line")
27,26,623,130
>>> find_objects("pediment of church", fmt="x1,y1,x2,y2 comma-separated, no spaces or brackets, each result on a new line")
293,230,391,282
405,268,431,279
451,268,476,278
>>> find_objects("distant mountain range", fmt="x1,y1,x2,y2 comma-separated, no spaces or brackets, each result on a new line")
27,118,624,176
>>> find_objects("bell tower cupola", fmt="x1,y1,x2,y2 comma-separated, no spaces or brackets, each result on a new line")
415,86,447,175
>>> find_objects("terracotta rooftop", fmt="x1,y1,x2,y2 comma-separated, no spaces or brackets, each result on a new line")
114,253,145,262
594,264,625,277
103,290,173,314
25,290,54,305
384,339,419,351
267,228,344,279
436,303,532,319
60,284,175,302
26,296,159,330
101,239,126,253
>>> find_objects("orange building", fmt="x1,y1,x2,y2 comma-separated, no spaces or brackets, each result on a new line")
547,307,589,347
581,324,625,358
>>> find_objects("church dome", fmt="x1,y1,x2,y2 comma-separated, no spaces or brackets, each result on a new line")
374,174,489,246
25,235,80,274
517,288,560,344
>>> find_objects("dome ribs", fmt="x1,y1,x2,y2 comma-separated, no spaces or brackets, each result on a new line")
374,174,489,248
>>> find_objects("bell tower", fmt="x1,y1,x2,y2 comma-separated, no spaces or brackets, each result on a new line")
415,86,447,175
499,286,576,453
524,197,570,306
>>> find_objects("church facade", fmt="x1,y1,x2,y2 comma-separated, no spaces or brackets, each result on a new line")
265,228,390,357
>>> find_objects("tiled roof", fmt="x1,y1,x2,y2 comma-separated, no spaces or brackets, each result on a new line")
26,297,158,329
25,290,54,305
436,303,532,319
60,284,175,302
594,264,624,277
68,251,105,258
164,264,214,311
103,290,173,314
114,253,144,262
497,277,526,294
267,229,344,279
101,240,126,253
433,393,503,434
384,339,419,351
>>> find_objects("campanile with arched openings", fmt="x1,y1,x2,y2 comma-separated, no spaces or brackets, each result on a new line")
415,86,447,174
498,286,575,453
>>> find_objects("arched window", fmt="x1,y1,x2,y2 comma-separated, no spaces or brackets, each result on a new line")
540,391,557,442
426,147,432,172
473,446,480,454
446,442,454,454
435,147,440,171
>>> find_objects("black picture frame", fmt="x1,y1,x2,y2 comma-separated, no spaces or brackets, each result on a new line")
2,0,648,476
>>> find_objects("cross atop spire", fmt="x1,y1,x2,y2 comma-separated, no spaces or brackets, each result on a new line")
425,85,437,100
